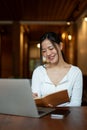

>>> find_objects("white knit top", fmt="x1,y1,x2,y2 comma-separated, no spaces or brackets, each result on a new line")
31,65,83,106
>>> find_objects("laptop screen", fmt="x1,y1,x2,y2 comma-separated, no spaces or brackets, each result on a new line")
0,79,55,118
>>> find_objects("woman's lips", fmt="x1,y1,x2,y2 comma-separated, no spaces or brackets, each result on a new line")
48,55,55,61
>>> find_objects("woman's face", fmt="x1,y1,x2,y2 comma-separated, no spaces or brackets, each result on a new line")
41,39,61,64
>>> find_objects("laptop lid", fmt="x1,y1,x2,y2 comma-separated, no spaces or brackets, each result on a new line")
0,79,54,118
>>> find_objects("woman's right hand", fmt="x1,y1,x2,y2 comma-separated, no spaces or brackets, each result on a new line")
32,93,38,98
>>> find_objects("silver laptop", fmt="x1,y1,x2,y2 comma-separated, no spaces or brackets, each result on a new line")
0,79,55,118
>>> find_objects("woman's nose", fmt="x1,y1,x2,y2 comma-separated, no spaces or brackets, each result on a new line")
46,49,51,55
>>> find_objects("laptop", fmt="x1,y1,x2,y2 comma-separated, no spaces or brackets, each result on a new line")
0,79,55,118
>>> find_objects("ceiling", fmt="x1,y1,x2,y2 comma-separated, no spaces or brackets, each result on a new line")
0,0,87,41
0,0,87,21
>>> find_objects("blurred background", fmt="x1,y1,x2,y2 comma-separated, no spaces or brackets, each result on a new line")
0,0,87,80
0,0,87,105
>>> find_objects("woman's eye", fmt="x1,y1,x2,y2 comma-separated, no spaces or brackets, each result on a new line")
49,47,54,50
42,50,46,53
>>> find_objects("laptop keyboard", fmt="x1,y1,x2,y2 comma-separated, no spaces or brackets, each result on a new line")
38,110,45,114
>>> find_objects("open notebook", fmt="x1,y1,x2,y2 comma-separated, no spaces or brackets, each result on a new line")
0,79,55,118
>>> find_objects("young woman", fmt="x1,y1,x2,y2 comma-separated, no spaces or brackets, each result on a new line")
31,32,83,106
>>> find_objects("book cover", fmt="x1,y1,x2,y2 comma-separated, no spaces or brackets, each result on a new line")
35,89,70,107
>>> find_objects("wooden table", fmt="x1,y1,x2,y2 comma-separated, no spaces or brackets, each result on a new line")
0,107,87,130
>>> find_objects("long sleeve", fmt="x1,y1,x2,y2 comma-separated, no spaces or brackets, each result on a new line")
67,70,83,106
31,66,44,97
60,68,83,107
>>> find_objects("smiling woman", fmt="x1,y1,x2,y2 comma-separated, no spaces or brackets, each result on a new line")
31,32,83,107
40,32,63,64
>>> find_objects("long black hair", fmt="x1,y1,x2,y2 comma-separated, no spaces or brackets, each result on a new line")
40,32,61,44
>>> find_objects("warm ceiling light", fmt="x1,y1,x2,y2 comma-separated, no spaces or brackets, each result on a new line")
84,16,87,22
67,22,71,25
62,33,66,39
37,43,40,48
68,34,72,40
